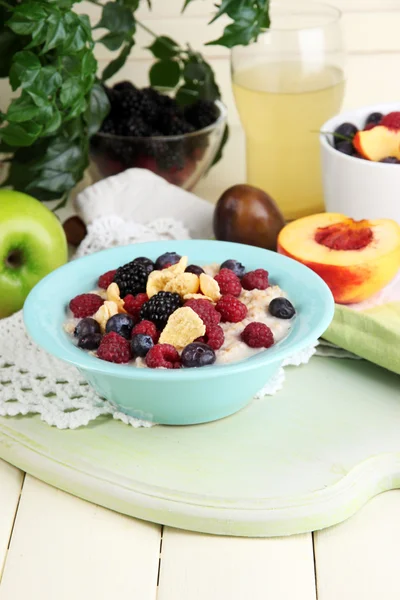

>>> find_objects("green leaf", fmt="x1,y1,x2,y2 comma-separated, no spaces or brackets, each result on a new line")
81,50,98,78
149,59,181,89
43,108,62,135
60,78,84,108
0,31,23,78
42,10,67,53
183,61,207,84
26,20,48,49
64,20,90,53
33,66,63,96
7,94,41,122
0,121,42,146
175,82,199,106
207,21,258,47
66,96,87,121
95,2,135,34
101,42,134,81
85,83,110,136
147,36,180,60
99,31,127,51
7,3,48,36
9,51,41,91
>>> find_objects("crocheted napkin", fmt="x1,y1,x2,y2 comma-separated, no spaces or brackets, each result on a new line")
0,169,318,429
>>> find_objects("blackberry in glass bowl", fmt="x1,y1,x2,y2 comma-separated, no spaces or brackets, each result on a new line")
89,83,227,190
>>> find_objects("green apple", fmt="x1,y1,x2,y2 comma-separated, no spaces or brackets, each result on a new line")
0,189,68,318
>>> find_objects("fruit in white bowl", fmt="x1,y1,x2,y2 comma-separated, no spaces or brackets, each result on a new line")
0,190,68,318
319,102,400,223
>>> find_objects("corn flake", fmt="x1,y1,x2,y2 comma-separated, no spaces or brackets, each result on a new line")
165,256,188,276
93,300,119,332
164,272,200,297
158,307,206,349
106,282,126,313
183,293,215,302
146,269,175,298
199,273,221,302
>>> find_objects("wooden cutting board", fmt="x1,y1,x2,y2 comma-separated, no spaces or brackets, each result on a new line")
0,356,399,537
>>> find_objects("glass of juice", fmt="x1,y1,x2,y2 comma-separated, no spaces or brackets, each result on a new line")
231,2,345,221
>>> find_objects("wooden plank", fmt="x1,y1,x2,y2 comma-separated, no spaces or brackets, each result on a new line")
158,528,316,600
314,490,400,600
0,460,24,579
0,476,161,600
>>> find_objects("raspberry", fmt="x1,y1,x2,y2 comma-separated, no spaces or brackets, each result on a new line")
216,295,247,323
184,298,221,328
69,293,104,318
124,293,149,321
97,332,131,363
146,344,181,369
204,324,224,350
241,322,274,348
98,270,117,289
381,111,400,130
131,320,159,343
214,268,242,297
241,269,269,291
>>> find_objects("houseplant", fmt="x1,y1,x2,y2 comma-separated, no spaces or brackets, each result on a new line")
0,0,270,207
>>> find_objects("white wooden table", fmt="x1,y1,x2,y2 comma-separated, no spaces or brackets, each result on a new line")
1,460,400,599
2,128,400,598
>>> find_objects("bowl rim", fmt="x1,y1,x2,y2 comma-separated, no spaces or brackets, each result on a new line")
319,101,400,168
23,240,334,381
92,99,227,143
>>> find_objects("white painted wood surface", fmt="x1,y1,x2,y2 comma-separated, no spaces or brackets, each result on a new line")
314,490,400,600
0,476,161,600
158,528,316,600
0,460,23,579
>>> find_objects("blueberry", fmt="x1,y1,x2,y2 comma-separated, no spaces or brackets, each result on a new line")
155,252,181,270
181,342,216,368
380,156,400,164
268,297,296,319
105,314,135,339
131,333,154,357
185,264,205,276
78,333,103,350
365,112,383,127
74,317,101,338
133,256,154,275
220,259,246,278
333,122,358,148
336,141,355,156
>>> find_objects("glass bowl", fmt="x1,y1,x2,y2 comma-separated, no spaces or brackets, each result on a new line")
89,100,227,190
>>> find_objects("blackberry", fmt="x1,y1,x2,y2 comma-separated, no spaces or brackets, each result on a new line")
113,261,148,298
117,89,143,118
113,81,136,93
116,116,152,137
140,291,182,330
184,100,219,130
155,141,185,170
100,117,117,135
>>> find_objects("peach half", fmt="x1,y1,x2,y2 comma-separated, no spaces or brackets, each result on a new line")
353,125,400,161
277,213,400,304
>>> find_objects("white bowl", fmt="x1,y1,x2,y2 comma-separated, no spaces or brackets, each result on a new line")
320,102,400,224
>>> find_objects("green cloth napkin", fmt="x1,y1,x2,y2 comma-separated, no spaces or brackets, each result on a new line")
323,301,400,375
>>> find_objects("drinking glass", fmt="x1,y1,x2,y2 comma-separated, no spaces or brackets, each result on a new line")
231,2,345,220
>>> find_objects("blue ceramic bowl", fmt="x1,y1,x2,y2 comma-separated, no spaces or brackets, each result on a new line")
24,240,334,425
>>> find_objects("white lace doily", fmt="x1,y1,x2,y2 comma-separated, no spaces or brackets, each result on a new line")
0,170,318,430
